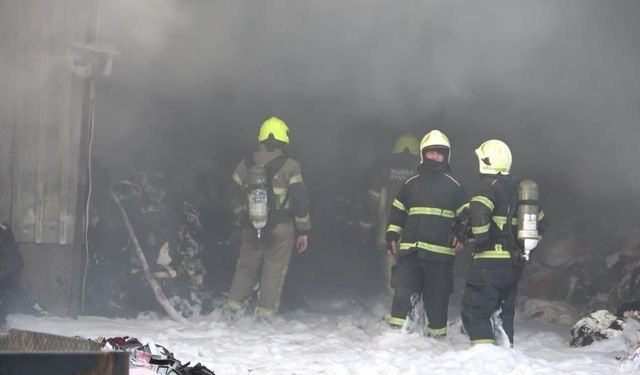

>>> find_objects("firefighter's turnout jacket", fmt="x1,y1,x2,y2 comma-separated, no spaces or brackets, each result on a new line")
385,165,467,335
462,174,545,345
361,151,417,246
385,168,467,263
231,144,311,233
227,143,311,317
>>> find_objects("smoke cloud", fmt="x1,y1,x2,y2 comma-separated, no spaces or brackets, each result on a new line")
2,0,640,304
90,1,640,225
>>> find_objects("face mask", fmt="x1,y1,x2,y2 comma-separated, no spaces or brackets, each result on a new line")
421,158,446,172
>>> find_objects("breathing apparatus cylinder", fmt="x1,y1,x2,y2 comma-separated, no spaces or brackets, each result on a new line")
247,165,269,238
517,179,539,260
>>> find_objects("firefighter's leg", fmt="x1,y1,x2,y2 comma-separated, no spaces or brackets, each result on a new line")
422,261,453,337
227,228,264,311
461,267,500,344
389,254,421,327
499,267,523,345
256,223,295,317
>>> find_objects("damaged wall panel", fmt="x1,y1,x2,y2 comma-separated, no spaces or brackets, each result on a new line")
0,1,18,224
0,0,97,315
11,0,87,245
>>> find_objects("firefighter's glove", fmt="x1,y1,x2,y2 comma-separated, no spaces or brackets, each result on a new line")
451,217,471,244
296,234,309,254
386,240,397,258
452,236,464,252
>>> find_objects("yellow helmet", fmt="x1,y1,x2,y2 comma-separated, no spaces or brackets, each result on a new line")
258,116,289,144
475,139,512,175
393,133,419,156
419,129,451,163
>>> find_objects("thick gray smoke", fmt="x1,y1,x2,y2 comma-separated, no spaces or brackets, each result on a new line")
2,0,640,306
89,1,640,228
2,1,638,219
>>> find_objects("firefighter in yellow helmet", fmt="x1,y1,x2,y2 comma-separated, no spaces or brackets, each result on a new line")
359,133,419,295
385,130,468,337
461,139,545,347
223,116,311,321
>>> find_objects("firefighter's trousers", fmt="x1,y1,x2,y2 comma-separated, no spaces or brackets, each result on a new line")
227,222,294,317
389,254,453,336
461,264,523,345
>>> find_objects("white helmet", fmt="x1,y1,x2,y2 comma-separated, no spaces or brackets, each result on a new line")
475,139,512,175
419,130,451,163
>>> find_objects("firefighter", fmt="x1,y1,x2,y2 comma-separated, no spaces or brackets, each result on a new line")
461,139,545,347
224,116,311,320
386,130,467,337
359,133,419,294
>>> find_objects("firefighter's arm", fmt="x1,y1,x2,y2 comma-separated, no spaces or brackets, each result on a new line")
385,186,408,244
288,162,311,236
452,187,471,249
385,190,408,257
469,191,495,249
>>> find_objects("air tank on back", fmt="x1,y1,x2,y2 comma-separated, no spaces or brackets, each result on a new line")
517,179,540,260
247,164,268,238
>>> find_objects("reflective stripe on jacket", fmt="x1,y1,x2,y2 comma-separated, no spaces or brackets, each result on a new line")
386,168,467,263
469,175,545,265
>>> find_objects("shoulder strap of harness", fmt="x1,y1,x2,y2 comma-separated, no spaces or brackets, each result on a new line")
499,178,525,265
